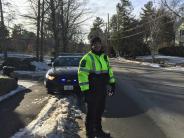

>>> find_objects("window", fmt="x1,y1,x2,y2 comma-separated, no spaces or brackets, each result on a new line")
179,42,184,46
180,30,184,36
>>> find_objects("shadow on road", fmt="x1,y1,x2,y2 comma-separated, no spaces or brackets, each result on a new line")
0,89,31,138
103,79,147,118
112,61,184,117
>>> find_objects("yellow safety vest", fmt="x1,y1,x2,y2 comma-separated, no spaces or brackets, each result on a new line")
78,51,115,92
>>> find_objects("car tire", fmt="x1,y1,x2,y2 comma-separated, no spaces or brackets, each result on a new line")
47,89,54,94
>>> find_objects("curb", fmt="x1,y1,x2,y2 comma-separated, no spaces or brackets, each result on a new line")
0,86,27,103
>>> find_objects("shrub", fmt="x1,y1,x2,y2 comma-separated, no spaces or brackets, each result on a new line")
2,57,36,71
159,46,184,57
0,76,18,96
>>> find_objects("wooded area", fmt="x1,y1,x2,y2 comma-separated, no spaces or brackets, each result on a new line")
0,0,184,61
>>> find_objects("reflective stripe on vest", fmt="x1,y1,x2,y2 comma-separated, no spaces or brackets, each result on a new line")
79,82,89,86
80,68,91,73
83,52,109,74
88,53,96,71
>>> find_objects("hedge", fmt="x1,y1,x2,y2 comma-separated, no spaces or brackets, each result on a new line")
2,57,36,71
0,76,18,96
159,46,184,57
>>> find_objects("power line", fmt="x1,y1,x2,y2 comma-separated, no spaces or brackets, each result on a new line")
109,31,145,40
109,19,175,40
118,13,173,34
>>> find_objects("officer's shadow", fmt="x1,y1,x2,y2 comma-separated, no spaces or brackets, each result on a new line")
103,84,146,118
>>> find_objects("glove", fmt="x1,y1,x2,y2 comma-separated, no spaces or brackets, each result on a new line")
107,83,116,96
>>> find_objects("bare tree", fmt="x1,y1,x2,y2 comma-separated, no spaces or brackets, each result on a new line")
161,0,184,18
49,0,60,57
23,0,48,60
24,0,90,57
45,0,90,55
149,13,160,62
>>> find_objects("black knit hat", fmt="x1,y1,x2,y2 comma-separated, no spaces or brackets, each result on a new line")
90,37,101,45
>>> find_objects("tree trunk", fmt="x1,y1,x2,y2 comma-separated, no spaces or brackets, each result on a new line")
61,0,65,53
36,0,41,61
0,0,7,59
50,0,59,58
40,0,45,62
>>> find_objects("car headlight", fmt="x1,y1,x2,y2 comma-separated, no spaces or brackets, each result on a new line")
46,74,55,80
73,79,77,83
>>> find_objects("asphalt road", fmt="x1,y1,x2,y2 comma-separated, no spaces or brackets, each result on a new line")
101,59,184,138
0,81,48,138
102,82,166,138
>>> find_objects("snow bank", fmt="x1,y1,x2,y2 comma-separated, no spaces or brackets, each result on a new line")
115,57,184,71
141,62,160,68
164,66,184,72
12,96,83,138
18,80,37,88
116,57,161,68
137,55,184,64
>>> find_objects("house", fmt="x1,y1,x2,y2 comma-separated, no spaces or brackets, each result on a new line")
175,20,184,46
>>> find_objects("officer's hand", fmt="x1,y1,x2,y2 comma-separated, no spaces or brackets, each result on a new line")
107,83,115,96
107,89,115,96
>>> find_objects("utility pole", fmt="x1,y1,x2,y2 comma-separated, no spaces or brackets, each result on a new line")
117,10,120,57
0,0,7,59
107,13,110,55
105,13,110,55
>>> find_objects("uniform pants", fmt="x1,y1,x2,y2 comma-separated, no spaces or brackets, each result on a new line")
85,87,106,136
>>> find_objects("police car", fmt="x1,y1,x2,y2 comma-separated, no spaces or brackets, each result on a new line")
44,55,82,94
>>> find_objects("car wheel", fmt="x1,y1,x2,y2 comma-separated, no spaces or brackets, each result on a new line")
47,89,54,94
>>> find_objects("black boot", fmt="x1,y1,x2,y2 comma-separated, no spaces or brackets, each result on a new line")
95,129,111,138
86,123,96,138
87,134,96,138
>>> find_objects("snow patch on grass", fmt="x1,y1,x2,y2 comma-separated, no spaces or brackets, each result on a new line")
114,56,184,71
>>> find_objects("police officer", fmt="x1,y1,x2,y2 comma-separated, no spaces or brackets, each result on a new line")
78,37,116,138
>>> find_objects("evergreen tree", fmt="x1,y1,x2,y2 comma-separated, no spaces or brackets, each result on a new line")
140,1,155,44
110,0,140,57
88,17,104,42
156,8,175,48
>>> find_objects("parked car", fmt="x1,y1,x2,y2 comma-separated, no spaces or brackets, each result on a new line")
1,57,36,71
44,55,82,95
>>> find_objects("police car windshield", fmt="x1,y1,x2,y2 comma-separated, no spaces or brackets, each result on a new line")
54,56,81,67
